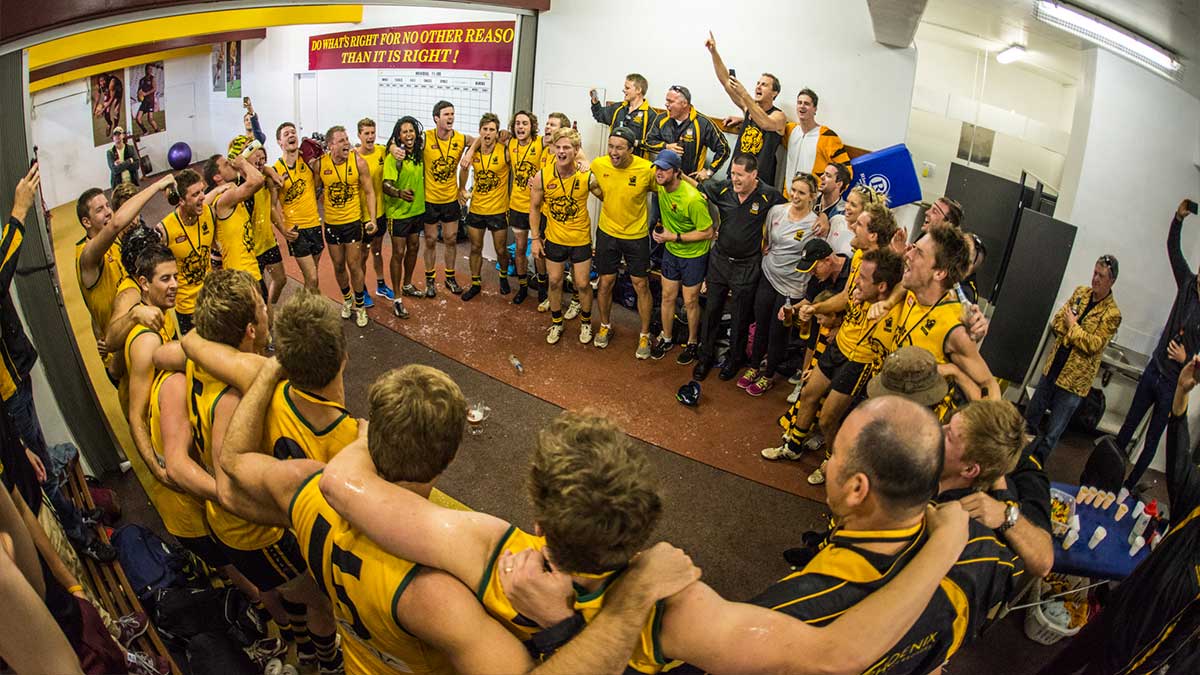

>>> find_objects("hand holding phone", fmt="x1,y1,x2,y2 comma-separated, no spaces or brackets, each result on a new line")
1178,200,1198,219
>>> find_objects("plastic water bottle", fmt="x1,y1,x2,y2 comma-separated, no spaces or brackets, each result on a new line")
509,354,524,374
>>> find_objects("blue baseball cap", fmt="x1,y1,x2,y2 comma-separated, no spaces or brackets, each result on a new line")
653,150,682,171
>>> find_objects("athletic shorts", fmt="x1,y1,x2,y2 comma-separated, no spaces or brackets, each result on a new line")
388,215,423,238
594,229,650,277
544,239,592,265
219,531,307,592
423,201,461,225
287,226,325,258
467,212,507,232
508,209,546,232
362,215,386,244
256,246,282,269
138,97,155,114
324,220,364,245
817,341,872,396
662,251,708,287
176,534,231,569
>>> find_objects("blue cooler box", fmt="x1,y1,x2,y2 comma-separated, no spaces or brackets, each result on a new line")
847,143,922,206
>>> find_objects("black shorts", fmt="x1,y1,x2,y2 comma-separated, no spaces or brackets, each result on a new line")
362,216,386,244
467,212,507,232
594,229,650,277
817,341,872,396
423,201,461,225
388,215,424,238
176,534,231,569
220,532,307,592
288,226,325,258
256,246,283,269
138,97,155,114
325,220,364,245
544,239,592,264
508,209,544,232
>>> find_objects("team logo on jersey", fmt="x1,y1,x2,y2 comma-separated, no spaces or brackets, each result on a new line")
884,316,894,330
682,132,694,141
750,202,760,215
474,168,500,194
628,176,638,186
740,125,764,155
513,160,537,188
284,178,307,203
547,195,581,223
923,318,937,334
431,156,456,183
179,246,211,284
242,221,255,253
326,181,352,207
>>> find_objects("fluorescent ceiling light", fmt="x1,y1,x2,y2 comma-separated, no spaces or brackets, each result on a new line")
996,45,1026,64
1035,1,1181,75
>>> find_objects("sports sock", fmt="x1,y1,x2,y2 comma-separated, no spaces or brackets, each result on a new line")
471,275,482,288
425,270,436,284
581,310,592,323
518,274,528,287
312,630,342,672
340,286,351,303
354,290,365,309
552,310,563,326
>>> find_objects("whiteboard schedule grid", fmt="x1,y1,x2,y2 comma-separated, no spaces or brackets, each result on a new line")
378,70,493,133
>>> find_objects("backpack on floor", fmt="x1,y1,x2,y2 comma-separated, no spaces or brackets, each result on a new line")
186,631,258,675
1069,387,1107,434
111,524,187,602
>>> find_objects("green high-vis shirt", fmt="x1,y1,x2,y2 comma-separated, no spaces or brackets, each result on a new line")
382,153,426,220
657,180,712,258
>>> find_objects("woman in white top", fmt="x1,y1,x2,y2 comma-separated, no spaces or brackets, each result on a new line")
738,172,820,397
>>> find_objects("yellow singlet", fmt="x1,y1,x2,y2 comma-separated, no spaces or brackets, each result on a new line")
507,137,543,213
358,145,386,221
250,187,277,256
477,525,668,674
542,167,592,247
835,249,886,364
880,290,964,363
468,143,510,216
161,206,216,315
319,154,362,226
214,199,262,281
422,130,465,205
290,472,454,675
274,158,321,231
264,381,358,464
185,361,284,551
75,237,126,334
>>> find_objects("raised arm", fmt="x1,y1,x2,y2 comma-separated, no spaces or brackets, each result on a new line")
180,330,265,392
80,175,174,286
734,79,788,134
460,135,481,168
319,433,510,589
1167,201,1193,288
215,156,264,212
159,372,218,502
660,503,969,675
947,326,1001,399
218,358,322,527
703,32,741,109
1168,356,1200,515
126,332,174,486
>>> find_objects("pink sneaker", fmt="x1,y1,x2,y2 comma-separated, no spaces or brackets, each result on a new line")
736,368,759,389
746,375,774,397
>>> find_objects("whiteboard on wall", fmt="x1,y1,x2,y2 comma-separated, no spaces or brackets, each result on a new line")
377,69,501,137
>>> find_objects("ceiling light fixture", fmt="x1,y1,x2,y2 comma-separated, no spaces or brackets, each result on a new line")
996,45,1026,64
1034,1,1181,76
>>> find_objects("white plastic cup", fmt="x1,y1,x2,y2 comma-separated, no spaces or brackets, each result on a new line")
1116,486,1130,504
1061,530,1080,549
1068,514,1081,532
1088,526,1107,550
1129,535,1146,556
1132,501,1146,520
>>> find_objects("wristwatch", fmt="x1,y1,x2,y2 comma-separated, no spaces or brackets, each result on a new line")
998,501,1020,533
676,231,682,243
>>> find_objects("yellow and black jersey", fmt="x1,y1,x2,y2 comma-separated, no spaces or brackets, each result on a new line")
779,328,832,444
423,130,466,204
835,249,888,365
249,187,277,257
161,206,216,315
214,199,261,281
75,237,126,334
590,99,658,158
185,361,284,551
358,145,386,221
749,519,1022,674
265,381,358,464
468,144,510,216
541,167,592,248
319,154,362,226
274,158,321,231
879,290,964,364
145,369,209,539
478,525,668,673
290,472,454,675
507,137,543,213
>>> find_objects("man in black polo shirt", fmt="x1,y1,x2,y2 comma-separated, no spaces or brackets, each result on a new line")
690,154,786,381
704,32,785,187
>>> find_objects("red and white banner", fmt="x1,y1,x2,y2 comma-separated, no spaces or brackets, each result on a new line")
308,20,516,71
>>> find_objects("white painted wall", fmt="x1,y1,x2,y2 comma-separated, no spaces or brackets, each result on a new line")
533,0,917,163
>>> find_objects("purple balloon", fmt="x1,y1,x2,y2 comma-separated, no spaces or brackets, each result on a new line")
167,142,192,171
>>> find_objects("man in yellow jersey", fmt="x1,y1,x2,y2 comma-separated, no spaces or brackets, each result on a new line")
745,397,1022,674
421,101,475,297
704,32,786,186
589,74,659,158
355,118,394,308
245,143,287,314
173,269,340,671
75,175,175,365
535,113,583,314
158,168,217,335
643,85,729,180
457,113,511,301
530,127,603,345
218,359,701,675
202,148,265,291
877,226,1000,399
312,125,377,328
274,122,323,292
764,204,902,461
322,408,973,674
504,111,543,305
590,127,655,354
